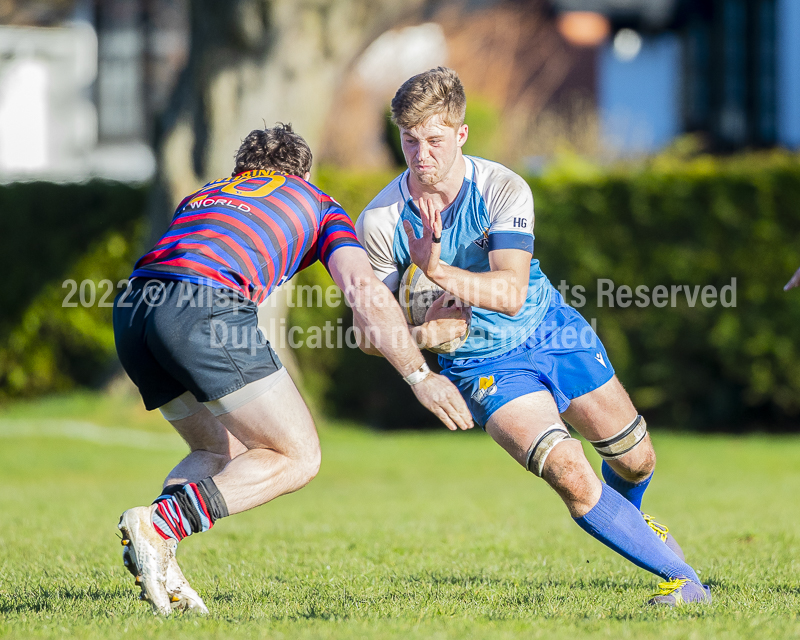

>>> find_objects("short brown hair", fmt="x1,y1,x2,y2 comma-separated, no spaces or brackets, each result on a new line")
232,123,312,177
390,67,466,130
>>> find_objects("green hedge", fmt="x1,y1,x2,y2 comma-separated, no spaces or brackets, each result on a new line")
305,154,800,429
3,154,800,430
0,181,147,399
530,152,800,428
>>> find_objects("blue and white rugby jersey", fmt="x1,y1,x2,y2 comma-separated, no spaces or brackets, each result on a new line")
356,155,552,360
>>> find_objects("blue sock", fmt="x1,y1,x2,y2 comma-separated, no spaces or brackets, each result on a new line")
602,460,651,510
575,484,701,583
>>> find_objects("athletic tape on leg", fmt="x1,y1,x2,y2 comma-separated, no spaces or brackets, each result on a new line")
159,391,204,422
206,367,288,416
589,416,647,460
526,424,572,477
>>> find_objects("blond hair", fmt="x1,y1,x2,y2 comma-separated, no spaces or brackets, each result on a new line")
390,67,466,130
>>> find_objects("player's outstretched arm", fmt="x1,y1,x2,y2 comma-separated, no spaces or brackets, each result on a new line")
403,200,530,316
785,266,800,291
327,247,473,430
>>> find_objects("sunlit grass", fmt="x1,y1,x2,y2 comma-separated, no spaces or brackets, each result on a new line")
1,392,799,638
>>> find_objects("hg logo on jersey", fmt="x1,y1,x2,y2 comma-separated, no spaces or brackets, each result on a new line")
471,375,498,404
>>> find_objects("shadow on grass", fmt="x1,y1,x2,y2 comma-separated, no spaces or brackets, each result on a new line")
202,573,660,623
0,585,128,614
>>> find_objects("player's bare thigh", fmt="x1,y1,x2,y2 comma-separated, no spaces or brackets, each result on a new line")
166,370,318,458
170,407,247,459
562,375,655,478
213,370,318,459
485,390,562,466
161,396,248,485
162,370,319,490
210,370,321,508
485,390,602,516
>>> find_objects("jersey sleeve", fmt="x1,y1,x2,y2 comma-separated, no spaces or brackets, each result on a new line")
486,174,535,253
317,198,363,268
355,209,401,292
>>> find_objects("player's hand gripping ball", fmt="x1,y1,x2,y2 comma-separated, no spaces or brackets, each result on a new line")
399,264,470,354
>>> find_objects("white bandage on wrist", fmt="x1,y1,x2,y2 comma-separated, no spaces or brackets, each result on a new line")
403,362,431,385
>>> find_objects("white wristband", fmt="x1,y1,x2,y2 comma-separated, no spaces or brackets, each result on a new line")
403,362,431,385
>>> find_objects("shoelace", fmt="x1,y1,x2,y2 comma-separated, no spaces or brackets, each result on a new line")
643,513,669,542
651,577,689,598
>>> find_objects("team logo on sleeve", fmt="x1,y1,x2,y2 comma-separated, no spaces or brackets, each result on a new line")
472,229,490,251
471,375,498,403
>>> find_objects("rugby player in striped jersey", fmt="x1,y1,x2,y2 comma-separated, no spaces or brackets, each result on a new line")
113,124,472,615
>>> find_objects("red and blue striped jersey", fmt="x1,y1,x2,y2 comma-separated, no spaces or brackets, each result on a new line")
131,170,362,304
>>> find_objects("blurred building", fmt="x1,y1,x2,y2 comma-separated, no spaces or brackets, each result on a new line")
2,0,798,183
552,0,800,153
0,0,187,182
321,0,800,169
320,1,599,169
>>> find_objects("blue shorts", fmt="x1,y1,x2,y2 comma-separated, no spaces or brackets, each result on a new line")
439,290,615,427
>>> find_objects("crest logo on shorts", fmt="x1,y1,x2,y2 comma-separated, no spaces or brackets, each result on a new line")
471,375,498,404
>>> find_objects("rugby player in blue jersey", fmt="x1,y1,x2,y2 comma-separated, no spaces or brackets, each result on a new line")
113,124,472,615
357,68,711,606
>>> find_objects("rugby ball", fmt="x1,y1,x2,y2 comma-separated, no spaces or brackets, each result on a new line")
399,264,469,354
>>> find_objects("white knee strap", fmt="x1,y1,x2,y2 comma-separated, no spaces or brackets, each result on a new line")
526,424,573,477
589,415,648,460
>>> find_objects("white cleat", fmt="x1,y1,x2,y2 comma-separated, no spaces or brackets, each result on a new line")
121,513,209,614
118,505,172,616
164,539,209,614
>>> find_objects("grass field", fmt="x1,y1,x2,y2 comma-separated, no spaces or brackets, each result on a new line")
2,392,800,639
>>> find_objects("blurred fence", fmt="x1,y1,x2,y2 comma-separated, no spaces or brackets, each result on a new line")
3,152,800,429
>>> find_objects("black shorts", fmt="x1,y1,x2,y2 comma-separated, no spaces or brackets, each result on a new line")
113,278,283,410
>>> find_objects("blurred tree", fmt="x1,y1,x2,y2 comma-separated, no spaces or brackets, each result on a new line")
149,0,447,374
152,0,445,218
319,1,598,170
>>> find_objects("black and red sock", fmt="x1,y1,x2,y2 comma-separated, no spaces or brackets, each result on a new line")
151,477,229,542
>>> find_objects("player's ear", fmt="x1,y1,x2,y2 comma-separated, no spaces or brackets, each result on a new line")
456,124,468,148
303,171,311,182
